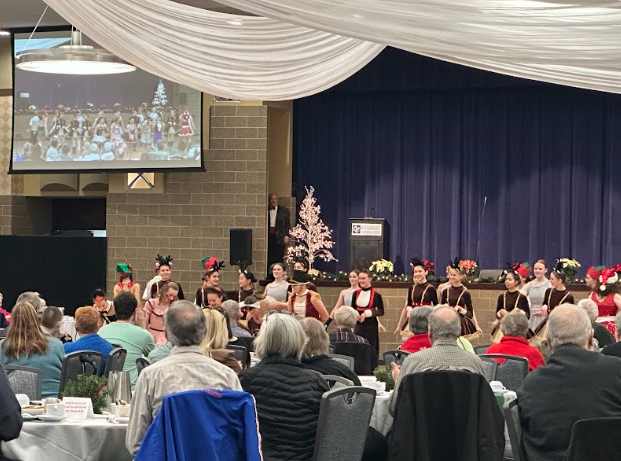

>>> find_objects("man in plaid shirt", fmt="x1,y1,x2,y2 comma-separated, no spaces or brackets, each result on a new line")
330,306,369,344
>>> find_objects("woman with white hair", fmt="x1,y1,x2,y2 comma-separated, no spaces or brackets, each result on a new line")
577,299,615,349
239,312,329,461
300,317,361,385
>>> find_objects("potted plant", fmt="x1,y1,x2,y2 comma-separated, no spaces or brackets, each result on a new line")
62,374,111,414
373,366,395,392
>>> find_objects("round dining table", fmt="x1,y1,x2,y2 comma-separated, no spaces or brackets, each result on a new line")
1,417,131,461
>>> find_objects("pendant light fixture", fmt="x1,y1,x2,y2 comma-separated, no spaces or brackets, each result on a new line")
15,6,136,75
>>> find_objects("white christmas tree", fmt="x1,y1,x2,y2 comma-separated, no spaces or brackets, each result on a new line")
152,79,168,106
287,186,337,270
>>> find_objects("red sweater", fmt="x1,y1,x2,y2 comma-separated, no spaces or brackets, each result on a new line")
486,336,545,371
400,333,432,353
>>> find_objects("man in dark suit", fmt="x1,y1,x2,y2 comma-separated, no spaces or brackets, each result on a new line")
518,304,621,461
267,193,290,271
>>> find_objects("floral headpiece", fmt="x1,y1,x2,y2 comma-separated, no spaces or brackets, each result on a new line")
447,257,462,273
155,254,173,270
410,257,435,274
506,262,530,279
202,257,224,273
116,262,133,277
239,268,257,283
587,265,606,280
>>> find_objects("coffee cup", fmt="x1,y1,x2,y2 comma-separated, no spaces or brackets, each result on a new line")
113,404,131,417
489,381,506,393
46,403,65,416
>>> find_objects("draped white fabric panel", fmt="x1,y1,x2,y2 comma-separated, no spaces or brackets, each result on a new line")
42,0,384,100
215,0,621,94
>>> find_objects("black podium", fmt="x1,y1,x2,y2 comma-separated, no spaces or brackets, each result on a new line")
349,218,389,269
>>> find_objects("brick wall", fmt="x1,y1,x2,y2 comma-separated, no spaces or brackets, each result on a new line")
320,285,589,354
106,105,268,295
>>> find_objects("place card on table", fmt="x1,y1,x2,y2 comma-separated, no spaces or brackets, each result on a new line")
63,397,94,420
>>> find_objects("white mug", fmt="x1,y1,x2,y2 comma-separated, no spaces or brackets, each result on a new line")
46,403,65,416
489,381,506,393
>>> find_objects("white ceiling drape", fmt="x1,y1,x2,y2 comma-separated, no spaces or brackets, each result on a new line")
215,0,621,94
42,0,384,100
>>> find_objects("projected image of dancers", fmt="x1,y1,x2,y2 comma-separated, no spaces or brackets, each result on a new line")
11,30,203,171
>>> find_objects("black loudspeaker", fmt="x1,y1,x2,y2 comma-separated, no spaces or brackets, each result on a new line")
230,228,252,266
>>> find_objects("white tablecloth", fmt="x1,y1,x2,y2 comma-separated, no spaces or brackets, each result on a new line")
60,316,77,341
1,418,131,461
370,391,393,436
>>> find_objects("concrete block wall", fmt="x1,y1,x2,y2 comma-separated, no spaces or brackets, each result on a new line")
106,105,268,295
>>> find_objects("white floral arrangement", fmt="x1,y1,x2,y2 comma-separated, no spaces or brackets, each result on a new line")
556,258,581,282
558,258,581,270
369,259,394,276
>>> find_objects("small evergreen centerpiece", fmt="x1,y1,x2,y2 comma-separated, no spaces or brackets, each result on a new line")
373,366,395,391
62,375,111,414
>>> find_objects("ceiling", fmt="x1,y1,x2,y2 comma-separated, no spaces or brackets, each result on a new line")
0,0,248,30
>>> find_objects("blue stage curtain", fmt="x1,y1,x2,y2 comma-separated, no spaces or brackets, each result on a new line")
293,49,621,273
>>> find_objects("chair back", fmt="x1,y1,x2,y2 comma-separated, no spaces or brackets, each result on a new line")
474,344,491,355
388,370,505,460
0,328,6,338
136,356,152,375
383,350,410,368
504,398,526,461
59,350,103,397
313,386,376,461
135,389,261,461
479,357,499,382
479,354,528,391
321,374,354,389
103,347,127,378
327,353,355,371
226,344,250,369
332,342,378,376
5,365,42,400
564,417,621,461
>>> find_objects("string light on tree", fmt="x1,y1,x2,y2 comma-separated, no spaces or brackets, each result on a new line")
287,186,337,270
152,79,168,106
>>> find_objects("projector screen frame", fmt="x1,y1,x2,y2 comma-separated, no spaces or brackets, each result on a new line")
8,26,205,175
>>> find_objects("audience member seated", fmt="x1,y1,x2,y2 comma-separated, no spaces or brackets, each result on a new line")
239,312,329,461
577,298,615,349
400,306,433,353
518,304,621,461
148,341,172,363
602,311,621,358
126,300,242,456
99,292,155,388
17,291,43,313
202,308,241,373
222,300,252,338
0,363,22,441
330,306,370,344
0,292,11,325
485,312,545,371
300,317,361,385
0,301,64,397
64,306,114,372
40,306,70,342
0,311,6,329
390,307,484,415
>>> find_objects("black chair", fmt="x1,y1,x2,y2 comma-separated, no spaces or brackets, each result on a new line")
504,398,527,461
226,344,250,369
136,357,152,375
321,374,355,389
480,357,499,383
59,351,103,397
232,335,255,352
474,344,492,355
479,354,528,391
5,365,42,400
564,417,621,461
0,328,6,338
383,350,410,368
332,342,378,376
327,353,355,371
103,347,127,378
313,386,376,461
388,370,505,460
